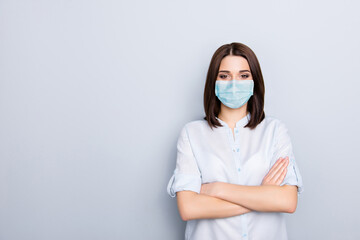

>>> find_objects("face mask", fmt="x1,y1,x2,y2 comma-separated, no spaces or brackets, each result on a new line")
215,79,254,109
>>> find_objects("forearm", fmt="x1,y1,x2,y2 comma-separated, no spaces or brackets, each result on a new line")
215,183,297,213
177,191,251,221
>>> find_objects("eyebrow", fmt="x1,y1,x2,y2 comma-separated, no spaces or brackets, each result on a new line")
218,70,250,73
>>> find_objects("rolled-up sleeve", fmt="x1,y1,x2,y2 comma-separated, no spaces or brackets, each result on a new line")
167,125,202,198
270,121,304,195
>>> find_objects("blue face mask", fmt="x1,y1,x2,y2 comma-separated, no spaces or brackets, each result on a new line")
215,79,254,109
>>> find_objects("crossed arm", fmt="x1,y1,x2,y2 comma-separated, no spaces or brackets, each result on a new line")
176,157,299,221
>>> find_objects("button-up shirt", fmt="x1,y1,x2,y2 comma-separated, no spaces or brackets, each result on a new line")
166,112,304,240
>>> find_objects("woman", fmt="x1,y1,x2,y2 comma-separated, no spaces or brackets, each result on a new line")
166,42,304,240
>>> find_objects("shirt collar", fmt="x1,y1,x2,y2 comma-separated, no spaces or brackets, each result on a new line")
215,112,251,128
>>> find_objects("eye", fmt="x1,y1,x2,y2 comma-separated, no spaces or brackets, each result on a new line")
218,74,229,79
240,74,250,79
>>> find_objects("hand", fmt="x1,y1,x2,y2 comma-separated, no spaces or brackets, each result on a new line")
200,182,220,197
261,156,289,186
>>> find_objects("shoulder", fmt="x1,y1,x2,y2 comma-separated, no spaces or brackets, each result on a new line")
178,119,209,138
258,114,290,135
261,114,287,128
182,119,208,132
260,115,294,144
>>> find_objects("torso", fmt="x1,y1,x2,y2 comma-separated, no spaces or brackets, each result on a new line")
182,113,290,240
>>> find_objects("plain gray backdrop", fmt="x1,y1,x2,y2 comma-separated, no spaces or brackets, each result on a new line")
1,0,359,239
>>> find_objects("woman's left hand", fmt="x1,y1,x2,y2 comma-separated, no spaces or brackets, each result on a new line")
200,182,222,197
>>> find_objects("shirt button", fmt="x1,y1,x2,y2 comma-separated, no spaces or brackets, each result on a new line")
243,233,247,237
235,129,239,133
237,168,241,172
236,148,239,152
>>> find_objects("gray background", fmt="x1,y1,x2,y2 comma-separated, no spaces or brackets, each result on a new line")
0,0,359,239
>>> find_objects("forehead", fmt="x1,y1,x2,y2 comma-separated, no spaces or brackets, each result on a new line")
219,56,250,71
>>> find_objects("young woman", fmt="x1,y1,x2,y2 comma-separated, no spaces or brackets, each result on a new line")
166,42,304,240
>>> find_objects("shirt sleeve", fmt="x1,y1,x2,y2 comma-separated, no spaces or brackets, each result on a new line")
166,124,202,198
270,120,304,195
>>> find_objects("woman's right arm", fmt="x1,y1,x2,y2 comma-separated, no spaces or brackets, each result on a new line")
171,126,251,221
176,191,251,221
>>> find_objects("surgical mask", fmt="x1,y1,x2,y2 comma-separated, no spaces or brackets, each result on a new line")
215,79,254,109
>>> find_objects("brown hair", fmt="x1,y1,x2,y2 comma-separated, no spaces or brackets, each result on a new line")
203,42,265,130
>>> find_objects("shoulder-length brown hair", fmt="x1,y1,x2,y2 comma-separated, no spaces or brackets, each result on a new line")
203,42,265,130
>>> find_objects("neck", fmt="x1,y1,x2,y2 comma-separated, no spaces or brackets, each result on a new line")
218,104,248,128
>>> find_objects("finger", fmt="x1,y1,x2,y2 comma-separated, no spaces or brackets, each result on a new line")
270,157,288,181
275,168,287,185
273,157,285,168
268,156,289,182
263,157,284,179
275,162,288,185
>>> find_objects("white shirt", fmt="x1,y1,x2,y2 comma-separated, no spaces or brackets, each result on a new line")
166,112,304,240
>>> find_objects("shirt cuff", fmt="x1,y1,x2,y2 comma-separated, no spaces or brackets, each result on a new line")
167,172,202,198
280,163,304,195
